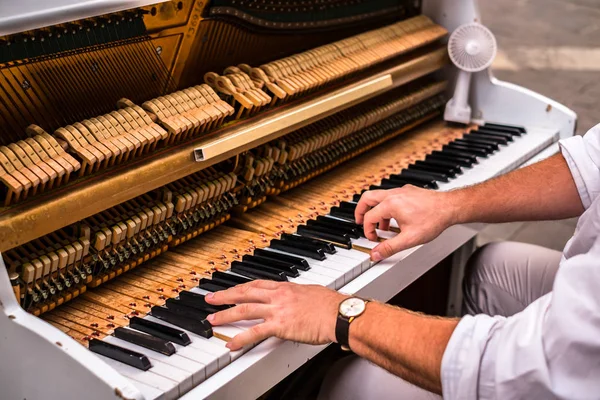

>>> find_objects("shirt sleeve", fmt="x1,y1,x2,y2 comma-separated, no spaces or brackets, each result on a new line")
559,123,600,209
441,234,600,400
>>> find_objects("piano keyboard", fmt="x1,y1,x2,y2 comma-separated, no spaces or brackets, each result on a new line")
34,118,559,399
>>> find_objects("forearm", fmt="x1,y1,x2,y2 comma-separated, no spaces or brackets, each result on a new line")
447,153,584,224
348,302,458,394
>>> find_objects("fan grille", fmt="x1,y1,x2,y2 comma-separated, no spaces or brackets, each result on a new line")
448,23,497,72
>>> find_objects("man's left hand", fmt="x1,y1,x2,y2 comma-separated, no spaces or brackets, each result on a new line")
205,280,347,350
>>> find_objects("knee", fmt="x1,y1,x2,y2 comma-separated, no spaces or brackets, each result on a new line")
464,241,509,287
462,241,523,316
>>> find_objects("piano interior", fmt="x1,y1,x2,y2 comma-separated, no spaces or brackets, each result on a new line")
0,1,545,399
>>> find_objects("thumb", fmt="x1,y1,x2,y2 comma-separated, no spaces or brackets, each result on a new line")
370,233,414,261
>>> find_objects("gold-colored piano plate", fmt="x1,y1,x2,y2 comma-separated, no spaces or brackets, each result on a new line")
0,47,448,252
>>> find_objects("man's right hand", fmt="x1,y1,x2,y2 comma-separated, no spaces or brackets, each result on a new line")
355,186,459,261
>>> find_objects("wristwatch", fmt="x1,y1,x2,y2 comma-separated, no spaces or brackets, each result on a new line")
335,297,369,351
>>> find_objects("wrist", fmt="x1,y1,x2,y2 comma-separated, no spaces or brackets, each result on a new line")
347,300,377,351
443,189,469,225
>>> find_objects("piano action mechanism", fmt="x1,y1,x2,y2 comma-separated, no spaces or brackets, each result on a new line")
0,1,576,399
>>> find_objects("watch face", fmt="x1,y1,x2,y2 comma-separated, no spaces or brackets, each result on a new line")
339,298,366,318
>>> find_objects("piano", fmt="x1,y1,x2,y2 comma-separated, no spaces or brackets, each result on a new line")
0,1,576,399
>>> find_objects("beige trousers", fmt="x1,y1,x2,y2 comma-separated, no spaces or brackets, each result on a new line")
317,241,562,400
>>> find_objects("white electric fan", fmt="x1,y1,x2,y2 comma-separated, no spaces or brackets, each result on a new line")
444,22,498,124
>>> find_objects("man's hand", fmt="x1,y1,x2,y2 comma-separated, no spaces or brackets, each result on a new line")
205,280,347,350
355,186,458,261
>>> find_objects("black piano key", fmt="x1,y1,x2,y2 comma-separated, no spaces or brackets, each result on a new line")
338,201,357,211
426,153,474,168
198,280,230,292
399,167,449,182
457,135,501,148
484,122,526,134
415,159,462,174
369,183,401,191
395,169,442,183
179,291,231,313
377,178,420,189
151,306,214,338
480,124,523,136
408,163,456,178
206,276,240,289
475,127,514,141
281,233,336,254
453,138,497,152
243,254,302,276
329,206,357,221
444,143,489,157
386,175,438,189
296,225,353,249
233,259,299,278
212,271,253,285
205,271,254,290
231,263,288,282
254,248,310,270
270,239,326,260
434,148,478,162
129,316,191,346
318,216,364,236
89,338,152,371
465,133,508,145
165,298,211,320
352,193,362,202
307,219,360,239
114,327,176,356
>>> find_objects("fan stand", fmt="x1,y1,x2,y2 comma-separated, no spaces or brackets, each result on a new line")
444,70,473,124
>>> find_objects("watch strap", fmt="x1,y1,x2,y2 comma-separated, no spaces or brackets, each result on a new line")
335,314,351,349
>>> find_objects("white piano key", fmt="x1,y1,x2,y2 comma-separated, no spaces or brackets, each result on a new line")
311,259,355,283
144,316,231,370
174,344,219,378
262,247,360,287
351,237,378,251
376,229,397,240
334,247,371,265
295,267,338,288
299,265,343,288
318,252,366,277
130,380,167,400
96,354,179,400
212,323,246,340
289,275,321,285
147,361,193,395
104,335,206,386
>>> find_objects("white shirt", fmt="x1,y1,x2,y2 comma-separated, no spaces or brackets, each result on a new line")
441,124,600,400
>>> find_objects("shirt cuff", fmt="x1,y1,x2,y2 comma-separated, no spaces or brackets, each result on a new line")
441,314,502,400
559,128,600,209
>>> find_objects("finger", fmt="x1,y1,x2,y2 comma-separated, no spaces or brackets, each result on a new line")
379,218,390,231
363,203,393,242
246,279,284,290
205,284,274,305
354,190,390,224
370,232,416,261
226,322,277,350
207,303,272,326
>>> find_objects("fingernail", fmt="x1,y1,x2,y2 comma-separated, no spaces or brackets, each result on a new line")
225,342,232,349
371,251,382,262
207,313,214,322
205,293,214,300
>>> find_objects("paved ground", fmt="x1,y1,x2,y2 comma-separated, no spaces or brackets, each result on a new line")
474,0,599,250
